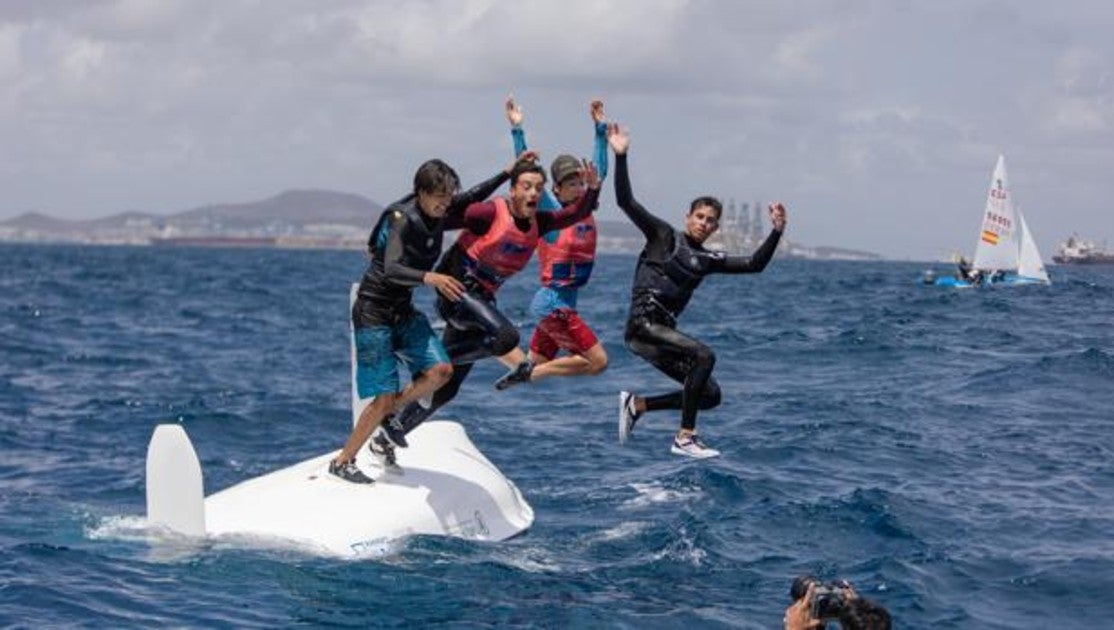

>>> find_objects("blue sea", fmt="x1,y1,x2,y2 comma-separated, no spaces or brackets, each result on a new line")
2,243,1112,628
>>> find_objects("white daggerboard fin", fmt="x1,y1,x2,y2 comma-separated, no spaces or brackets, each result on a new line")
1017,210,1050,283
349,283,362,428
349,282,376,427
146,425,206,536
973,154,1021,271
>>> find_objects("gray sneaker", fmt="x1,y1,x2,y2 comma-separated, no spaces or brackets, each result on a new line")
380,413,409,448
328,459,374,484
369,432,403,474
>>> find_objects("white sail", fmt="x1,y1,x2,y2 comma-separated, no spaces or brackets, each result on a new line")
1017,210,1050,283
972,155,1020,271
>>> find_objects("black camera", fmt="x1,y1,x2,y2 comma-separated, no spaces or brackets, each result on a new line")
790,576,850,620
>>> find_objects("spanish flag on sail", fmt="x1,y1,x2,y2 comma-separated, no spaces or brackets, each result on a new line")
981,230,999,245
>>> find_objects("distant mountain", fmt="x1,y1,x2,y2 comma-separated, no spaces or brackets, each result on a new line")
0,189,386,247
173,189,381,229
1,189,383,232
3,211,98,231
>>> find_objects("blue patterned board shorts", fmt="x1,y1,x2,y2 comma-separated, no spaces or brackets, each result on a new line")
353,312,449,398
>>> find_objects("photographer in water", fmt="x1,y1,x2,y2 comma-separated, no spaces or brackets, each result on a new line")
783,577,892,630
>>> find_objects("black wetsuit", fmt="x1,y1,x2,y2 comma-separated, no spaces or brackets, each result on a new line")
353,172,510,327
615,153,782,431
394,188,600,433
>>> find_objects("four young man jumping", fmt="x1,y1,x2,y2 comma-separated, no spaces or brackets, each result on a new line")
331,98,788,482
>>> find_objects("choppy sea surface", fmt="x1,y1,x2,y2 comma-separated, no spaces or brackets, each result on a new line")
1,243,1112,628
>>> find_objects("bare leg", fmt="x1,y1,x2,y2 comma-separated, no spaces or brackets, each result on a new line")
529,343,608,382
335,393,397,463
497,346,528,369
391,362,452,412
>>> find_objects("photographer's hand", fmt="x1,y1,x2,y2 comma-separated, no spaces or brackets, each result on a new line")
784,583,822,630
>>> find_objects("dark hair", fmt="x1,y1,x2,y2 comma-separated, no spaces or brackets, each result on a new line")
510,161,546,186
838,598,892,630
688,196,723,219
413,159,461,196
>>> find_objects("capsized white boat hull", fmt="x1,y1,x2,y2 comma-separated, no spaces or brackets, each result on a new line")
147,420,534,558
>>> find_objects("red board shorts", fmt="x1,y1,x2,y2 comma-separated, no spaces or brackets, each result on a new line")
529,308,600,360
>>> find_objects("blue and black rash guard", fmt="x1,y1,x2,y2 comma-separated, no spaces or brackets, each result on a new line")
353,170,509,327
614,153,782,326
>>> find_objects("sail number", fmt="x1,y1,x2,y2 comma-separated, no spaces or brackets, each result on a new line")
985,211,1012,229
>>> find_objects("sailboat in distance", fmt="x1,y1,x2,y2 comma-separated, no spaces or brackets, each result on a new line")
926,154,1051,287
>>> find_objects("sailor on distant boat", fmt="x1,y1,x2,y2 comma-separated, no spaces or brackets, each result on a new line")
956,256,973,283
608,124,787,458
330,155,532,483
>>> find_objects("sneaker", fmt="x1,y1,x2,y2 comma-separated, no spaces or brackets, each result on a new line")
494,360,533,391
618,391,641,444
380,413,409,449
328,458,374,484
670,434,720,459
369,432,403,474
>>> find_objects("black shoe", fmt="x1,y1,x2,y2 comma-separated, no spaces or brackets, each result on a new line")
380,413,409,449
494,360,534,391
328,459,374,484
369,432,402,473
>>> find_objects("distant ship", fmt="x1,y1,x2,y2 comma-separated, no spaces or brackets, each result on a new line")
1052,235,1114,265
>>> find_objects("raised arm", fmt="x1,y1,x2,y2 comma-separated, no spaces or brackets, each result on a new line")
445,150,538,223
507,95,528,156
609,124,674,248
449,170,509,216
591,100,609,181
443,199,497,234
711,203,787,273
506,95,561,213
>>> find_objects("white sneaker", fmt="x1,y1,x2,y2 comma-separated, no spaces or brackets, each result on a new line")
671,434,720,459
619,391,640,444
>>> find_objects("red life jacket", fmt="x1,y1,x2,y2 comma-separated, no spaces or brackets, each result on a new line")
538,215,597,289
455,197,538,294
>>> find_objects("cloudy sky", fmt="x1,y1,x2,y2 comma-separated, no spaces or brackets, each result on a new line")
2,0,1111,259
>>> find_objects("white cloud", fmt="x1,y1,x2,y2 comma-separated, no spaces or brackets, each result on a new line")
1,1,1113,257
1045,96,1109,134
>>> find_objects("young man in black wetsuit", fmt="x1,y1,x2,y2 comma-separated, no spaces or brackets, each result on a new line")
330,154,532,483
608,124,787,459
373,158,601,454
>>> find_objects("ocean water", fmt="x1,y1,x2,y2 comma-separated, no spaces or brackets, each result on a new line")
1,243,1112,629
